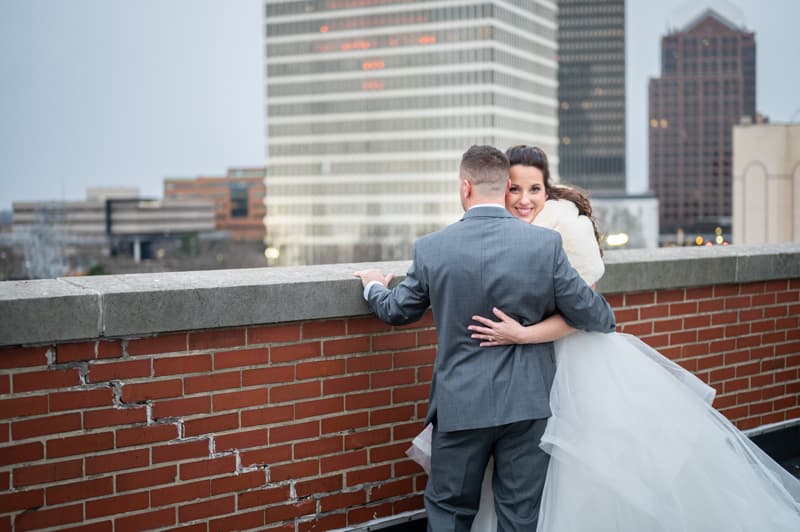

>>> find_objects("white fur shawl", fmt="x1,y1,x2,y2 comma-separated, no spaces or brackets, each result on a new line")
532,199,605,286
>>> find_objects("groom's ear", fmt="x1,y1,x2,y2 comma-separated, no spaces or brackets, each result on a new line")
461,178,471,198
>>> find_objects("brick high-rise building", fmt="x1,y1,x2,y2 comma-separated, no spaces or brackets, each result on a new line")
265,0,559,265
649,9,755,236
557,0,626,193
164,168,266,241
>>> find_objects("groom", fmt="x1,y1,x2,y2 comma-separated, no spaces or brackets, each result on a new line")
355,145,616,531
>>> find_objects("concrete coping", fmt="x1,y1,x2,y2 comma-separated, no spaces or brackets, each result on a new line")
1,243,799,347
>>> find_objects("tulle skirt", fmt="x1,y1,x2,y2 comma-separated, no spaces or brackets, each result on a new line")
408,332,800,531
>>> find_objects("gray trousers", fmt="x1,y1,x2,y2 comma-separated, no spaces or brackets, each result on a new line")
424,419,549,532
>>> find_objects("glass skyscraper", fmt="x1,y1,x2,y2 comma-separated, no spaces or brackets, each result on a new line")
556,0,626,193
265,0,558,265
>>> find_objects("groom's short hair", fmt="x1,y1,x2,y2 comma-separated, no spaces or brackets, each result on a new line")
460,145,510,194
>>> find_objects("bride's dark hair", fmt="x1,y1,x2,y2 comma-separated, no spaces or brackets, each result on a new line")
505,145,603,254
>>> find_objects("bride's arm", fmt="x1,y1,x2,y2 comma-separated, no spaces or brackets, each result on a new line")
468,308,575,346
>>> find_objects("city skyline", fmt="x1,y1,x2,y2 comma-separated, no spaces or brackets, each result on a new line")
1,0,798,212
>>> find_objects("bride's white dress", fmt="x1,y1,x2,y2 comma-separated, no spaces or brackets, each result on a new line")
407,199,800,531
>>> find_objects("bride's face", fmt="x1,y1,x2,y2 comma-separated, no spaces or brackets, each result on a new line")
506,165,547,223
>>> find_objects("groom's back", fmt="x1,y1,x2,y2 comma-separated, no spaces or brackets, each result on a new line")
415,209,564,431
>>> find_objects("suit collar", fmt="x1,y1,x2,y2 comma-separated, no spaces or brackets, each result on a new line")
462,205,513,220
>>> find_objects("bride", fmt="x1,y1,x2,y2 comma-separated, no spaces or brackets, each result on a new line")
408,145,800,531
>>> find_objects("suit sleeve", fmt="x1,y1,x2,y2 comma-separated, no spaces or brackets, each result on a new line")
551,235,616,332
366,244,431,326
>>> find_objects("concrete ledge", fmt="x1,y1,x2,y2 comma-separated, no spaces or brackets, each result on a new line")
0,245,798,347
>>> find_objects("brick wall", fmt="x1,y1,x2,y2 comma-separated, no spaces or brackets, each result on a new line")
1,250,799,530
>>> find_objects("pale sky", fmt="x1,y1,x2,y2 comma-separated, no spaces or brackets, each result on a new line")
0,0,798,211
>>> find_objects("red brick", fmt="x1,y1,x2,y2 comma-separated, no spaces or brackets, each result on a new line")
184,413,239,438
150,479,210,506
737,390,761,405
740,281,766,294
619,322,652,336
639,334,669,349
295,397,344,420
740,308,765,322
320,488,366,512
0,374,8,395
213,388,267,412
775,369,799,383
121,379,182,403
241,405,294,427
116,423,178,448
761,356,786,371
270,421,319,444
776,342,800,356
297,359,347,380
322,412,369,434
299,513,347,532
303,319,347,339
270,342,321,363
88,359,151,383
395,494,425,514
56,341,96,363
348,316,393,334
241,445,292,468
683,315,712,329
188,328,246,351
116,465,177,492
86,448,149,475
752,293,777,306
153,396,211,420
347,353,393,373
777,291,800,303
323,374,370,395
215,428,268,452
247,324,301,345
393,384,429,404
625,292,655,306
720,405,749,421
670,330,697,344
242,365,294,387
295,474,343,498
653,318,682,333
211,470,266,495
0,395,48,419
0,346,49,369
370,405,415,426
699,298,725,312
751,373,775,387
46,476,113,505
115,508,176,532
681,342,710,357
773,395,798,410
614,307,641,321
762,384,787,400
13,503,82,530
180,455,237,481
417,329,438,346
13,367,80,393
349,501,394,524
47,432,113,459
210,510,265,532
370,442,409,464
372,369,416,389
265,499,316,523
60,521,114,532
126,333,187,355
709,367,736,382
324,336,371,356
762,331,787,344
50,388,115,412
12,412,81,440
374,332,417,351
184,371,241,394
270,381,320,403
295,436,343,459
345,428,392,450
13,459,82,488
685,286,714,299
269,459,319,482
751,319,776,333
714,285,740,297
394,347,435,368
394,421,425,441
655,289,684,303
214,347,268,370
321,449,368,474
154,353,212,376
370,477,414,501
765,305,789,318
724,296,752,310
237,485,291,510
711,312,738,326
347,390,392,411
86,491,149,519
0,488,44,513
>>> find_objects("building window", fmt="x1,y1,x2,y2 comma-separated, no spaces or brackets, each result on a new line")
230,183,249,218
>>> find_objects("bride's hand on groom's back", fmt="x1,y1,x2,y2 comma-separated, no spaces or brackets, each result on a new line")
468,307,526,346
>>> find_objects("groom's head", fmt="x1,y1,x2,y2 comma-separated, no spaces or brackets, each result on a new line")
459,145,510,210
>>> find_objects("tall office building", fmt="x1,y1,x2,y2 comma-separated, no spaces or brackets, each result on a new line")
557,0,626,193
649,9,755,236
265,0,558,265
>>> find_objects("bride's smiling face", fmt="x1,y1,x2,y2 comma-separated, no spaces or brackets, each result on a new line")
506,165,547,223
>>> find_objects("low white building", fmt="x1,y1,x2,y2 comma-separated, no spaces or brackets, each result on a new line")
732,124,800,245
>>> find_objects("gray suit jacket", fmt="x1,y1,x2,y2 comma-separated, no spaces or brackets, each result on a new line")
366,206,616,432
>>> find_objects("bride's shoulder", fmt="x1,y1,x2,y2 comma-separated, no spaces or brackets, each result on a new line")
534,199,579,229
